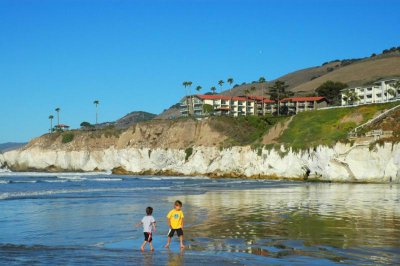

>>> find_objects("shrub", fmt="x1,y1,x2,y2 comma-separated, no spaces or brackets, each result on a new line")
202,104,214,114
62,133,74,143
185,147,193,161
80,121,92,127
316,80,348,105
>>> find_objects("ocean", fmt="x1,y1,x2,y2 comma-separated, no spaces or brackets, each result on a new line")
0,170,399,265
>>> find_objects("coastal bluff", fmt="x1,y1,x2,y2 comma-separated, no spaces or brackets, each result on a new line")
0,118,399,183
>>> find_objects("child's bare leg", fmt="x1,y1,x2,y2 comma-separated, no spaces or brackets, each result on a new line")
179,235,185,249
140,241,147,251
164,237,171,248
149,242,154,251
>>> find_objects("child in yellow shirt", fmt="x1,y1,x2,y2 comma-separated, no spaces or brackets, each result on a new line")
164,200,185,249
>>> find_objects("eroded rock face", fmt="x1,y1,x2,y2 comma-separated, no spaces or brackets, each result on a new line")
1,143,399,183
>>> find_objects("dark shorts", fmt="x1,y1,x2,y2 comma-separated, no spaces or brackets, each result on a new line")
144,232,153,242
168,228,183,237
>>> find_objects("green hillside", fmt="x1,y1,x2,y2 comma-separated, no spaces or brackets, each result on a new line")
277,102,399,149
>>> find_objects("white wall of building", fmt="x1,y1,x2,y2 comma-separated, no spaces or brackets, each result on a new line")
341,79,400,106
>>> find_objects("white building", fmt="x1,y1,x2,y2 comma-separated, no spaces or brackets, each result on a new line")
280,97,328,114
180,94,276,117
341,78,400,106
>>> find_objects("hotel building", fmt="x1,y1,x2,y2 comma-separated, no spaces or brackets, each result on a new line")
340,78,400,106
280,97,329,114
180,94,327,117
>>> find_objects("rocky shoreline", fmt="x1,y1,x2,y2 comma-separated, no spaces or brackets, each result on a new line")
1,142,399,183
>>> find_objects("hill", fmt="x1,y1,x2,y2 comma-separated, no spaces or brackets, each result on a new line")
155,103,181,120
21,102,399,152
158,49,400,118
292,56,400,94
97,111,157,129
276,102,399,149
0,142,27,152
225,52,400,96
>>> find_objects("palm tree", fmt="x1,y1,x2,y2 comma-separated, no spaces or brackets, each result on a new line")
259,77,266,115
196,85,202,93
227,77,234,95
182,81,190,115
55,108,60,126
342,90,360,106
250,86,256,115
390,81,400,100
227,78,234,115
182,81,189,95
93,100,100,124
187,81,193,115
387,88,396,99
48,115,54,133
211,86,216,95
218,80,224,93
187,81,193,93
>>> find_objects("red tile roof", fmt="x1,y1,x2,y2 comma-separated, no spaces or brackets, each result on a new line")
195,94,276,103
263,99,275,103
280,96,326,102
195,94,248,101
55,124,70,128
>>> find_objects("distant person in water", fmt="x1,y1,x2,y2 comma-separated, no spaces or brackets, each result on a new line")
136,206,156,251
165,200,185,249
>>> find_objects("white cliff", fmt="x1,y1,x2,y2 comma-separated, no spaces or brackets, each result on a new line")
1,142,399,183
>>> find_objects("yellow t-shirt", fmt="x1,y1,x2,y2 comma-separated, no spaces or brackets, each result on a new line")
167,209,184,229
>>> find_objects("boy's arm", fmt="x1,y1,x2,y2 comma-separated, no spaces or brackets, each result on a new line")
181,218,184,229
135,221,143,228
166,218,171,228
152,221,157,232
166,211,172,228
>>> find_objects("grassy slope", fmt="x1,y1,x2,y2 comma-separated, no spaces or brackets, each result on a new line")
277,102,399,149
292,56,400,93
208,115,288,147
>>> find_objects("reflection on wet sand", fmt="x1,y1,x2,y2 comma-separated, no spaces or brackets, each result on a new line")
176,183,400,264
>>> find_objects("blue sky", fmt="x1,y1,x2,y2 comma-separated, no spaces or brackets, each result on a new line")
0,0,399,143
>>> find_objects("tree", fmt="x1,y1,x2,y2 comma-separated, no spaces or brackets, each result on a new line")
210,86,216,95
55,108,61,125
342,90,360,105
182,81,189,95
387,88,396,98
244,89,250,95
196,85,202,93
391,81,400,99
80,121,92,128
259,77,267,115
393,81,400,89
187,81,193,92
186,81,193,115
218,80,224,93
227,77,234,96
316,81,348,105
48,115,54,133
269,80,291,101
226,78,234,115
202,104,213,115
182,81,192,115
93,100,100,124
269,80,291,116
250,86,256,94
